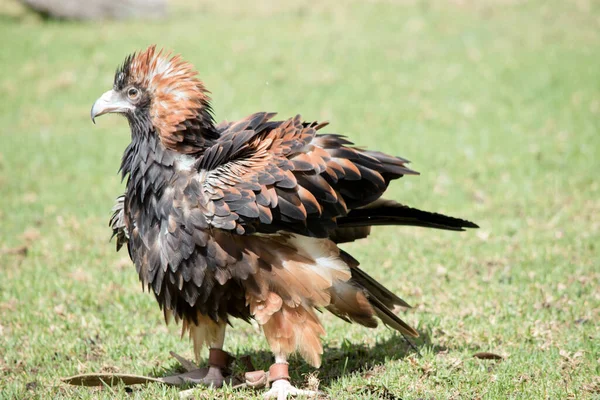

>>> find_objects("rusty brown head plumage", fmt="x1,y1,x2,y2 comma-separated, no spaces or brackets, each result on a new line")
93,45,217,153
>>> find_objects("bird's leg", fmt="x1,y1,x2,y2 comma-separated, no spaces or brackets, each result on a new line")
201,322,229,387
183,322,231,388
200,347,229,387
263,354,318,399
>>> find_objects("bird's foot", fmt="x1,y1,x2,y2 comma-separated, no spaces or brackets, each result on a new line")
263,379,318,399
180,348,232,388
262,362,318,399
182,366,225,388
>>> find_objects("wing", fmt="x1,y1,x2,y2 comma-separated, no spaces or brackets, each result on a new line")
197,112,417,237
109,194,129,251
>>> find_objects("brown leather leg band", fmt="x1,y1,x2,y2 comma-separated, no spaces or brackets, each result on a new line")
268,363,290,382
208,348,231,369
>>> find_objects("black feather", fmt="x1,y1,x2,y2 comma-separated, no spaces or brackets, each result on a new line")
337,202,479,231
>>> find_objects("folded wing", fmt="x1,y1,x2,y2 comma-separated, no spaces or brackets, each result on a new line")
199,112,418,237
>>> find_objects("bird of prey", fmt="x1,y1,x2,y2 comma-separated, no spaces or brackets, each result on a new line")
92,45,477,398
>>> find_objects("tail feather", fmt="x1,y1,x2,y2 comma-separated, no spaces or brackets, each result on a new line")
336,199,479,232
369,295,419,337
330,250,418,336
340,250,411,308
326,280,418,337
351,262,412,308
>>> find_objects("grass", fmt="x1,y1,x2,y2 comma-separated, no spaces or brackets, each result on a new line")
1,0,599,398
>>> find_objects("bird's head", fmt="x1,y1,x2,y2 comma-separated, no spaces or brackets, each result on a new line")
91,45,216,153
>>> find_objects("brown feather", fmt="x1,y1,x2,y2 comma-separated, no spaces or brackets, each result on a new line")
124,46,214,153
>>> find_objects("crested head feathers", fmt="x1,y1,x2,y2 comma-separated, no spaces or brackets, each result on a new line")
115,45,216,153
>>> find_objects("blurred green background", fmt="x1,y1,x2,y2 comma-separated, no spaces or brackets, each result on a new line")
1,0,599,398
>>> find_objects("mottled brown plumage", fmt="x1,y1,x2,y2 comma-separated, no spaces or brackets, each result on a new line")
96,45,477,395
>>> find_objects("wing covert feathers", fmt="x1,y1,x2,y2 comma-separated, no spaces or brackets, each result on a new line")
199,113,419,237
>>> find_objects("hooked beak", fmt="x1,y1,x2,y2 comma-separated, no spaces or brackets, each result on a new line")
90,89,133,124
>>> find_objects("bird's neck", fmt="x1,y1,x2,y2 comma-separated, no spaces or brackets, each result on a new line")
120,128,177,203
121,109,217,204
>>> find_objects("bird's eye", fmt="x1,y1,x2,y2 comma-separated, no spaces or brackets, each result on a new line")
127,87,140,100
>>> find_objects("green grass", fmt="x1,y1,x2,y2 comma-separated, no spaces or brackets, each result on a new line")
1,0,599,398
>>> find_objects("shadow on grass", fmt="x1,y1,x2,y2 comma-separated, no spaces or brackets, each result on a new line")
146,329,442,393
315,330,443,388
